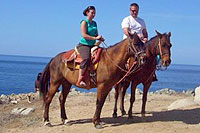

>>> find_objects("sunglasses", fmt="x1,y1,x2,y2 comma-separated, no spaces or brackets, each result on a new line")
131,10,138,13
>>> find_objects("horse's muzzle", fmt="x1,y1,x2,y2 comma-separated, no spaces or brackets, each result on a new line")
162,59,171,67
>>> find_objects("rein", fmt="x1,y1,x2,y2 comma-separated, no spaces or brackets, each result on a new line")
155,37,168,71
157,38,163,57
102,41,143,86
102,42,128,72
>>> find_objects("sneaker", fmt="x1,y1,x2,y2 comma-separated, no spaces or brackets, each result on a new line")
79,81,87,87
152,74,158,82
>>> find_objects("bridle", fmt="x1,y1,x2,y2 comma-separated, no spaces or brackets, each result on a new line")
155,36,170,71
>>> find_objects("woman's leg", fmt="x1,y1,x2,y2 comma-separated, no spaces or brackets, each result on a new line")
76,44,91,86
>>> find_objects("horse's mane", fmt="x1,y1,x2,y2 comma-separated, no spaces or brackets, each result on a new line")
148,32,168,42
145,32,168,46
149,36,157,42
144,36,156,47
105,39,126,49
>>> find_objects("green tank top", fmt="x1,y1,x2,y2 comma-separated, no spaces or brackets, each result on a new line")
80,19,98,46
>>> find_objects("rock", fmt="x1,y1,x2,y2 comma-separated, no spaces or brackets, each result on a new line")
70,90,79,96
0,94,10,104
185,88,195,96
136,88,143,95
168,98,197,110
13,95,21,101
11,107,35,115
154,88,177,95
35,91,41,98
71,88,77,92
148,92,154,95
88,92,94,95
18,94,27,100
27,95,32,103
11,108,26,115
0,94,7,99
194,86,200,104
21,108,35,115
10,100,18,104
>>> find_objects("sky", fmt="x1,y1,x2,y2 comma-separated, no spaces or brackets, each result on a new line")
0,0,200,65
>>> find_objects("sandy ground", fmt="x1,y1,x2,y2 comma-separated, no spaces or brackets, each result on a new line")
0,91,200,133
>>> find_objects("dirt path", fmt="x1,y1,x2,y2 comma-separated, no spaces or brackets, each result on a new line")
0,92,200,133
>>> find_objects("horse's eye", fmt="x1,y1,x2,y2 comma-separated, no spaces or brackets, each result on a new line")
162,44,167,48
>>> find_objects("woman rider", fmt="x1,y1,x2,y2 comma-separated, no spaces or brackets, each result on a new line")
76,6,105,87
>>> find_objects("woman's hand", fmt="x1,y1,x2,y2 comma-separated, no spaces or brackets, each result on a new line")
99,37,105,41
95,35,105,41
95,35,102,40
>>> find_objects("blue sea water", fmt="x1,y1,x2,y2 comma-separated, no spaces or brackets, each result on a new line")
0,54,200,95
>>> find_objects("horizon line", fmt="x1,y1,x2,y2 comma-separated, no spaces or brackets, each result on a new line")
0,54,199,66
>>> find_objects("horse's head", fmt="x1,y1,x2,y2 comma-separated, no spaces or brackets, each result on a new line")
128,32,146,65
155,30,172,67
128,32,141,43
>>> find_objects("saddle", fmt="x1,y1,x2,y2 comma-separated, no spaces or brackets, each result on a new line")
62,46,102,70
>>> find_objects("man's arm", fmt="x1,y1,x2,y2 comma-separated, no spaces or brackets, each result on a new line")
123,27,129,36
142,28,148,43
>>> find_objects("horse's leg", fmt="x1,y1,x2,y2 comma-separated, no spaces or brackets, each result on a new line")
119,80,130,116
141,82,151,116
128,82,137,119
44,82,61,126
112,84,120,118
59,80,72,125
92,85,112,129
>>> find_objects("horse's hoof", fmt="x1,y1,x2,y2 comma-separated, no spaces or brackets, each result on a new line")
62,119,72,126
141,116,146,122
121,111,127,116
44,121,52,127
95,124,103,129
128,115,133,119
112,114,118,118
141,113,145,117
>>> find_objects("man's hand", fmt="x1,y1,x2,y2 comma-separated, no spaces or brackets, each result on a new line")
142,38,148,43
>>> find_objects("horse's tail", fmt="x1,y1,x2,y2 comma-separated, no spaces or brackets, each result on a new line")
39,58,54,103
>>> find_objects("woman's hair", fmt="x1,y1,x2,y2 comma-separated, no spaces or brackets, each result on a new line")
83,6,96,16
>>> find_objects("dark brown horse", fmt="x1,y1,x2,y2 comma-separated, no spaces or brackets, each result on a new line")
39,33,143,128
112,31,172,118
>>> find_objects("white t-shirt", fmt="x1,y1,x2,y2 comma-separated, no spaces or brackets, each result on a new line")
121,15,146,39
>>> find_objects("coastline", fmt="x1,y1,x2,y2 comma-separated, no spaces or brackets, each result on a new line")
0,87,195,105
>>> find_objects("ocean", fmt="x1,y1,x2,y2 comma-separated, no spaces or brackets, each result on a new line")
0,54,200,95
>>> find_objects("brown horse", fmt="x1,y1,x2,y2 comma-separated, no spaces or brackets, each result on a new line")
39,33,143,128
112,31,172,118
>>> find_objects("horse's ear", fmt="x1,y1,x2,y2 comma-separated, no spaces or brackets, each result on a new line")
155,30,162,38
128,31,133,39
128,32,138,40
168,32,171,38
